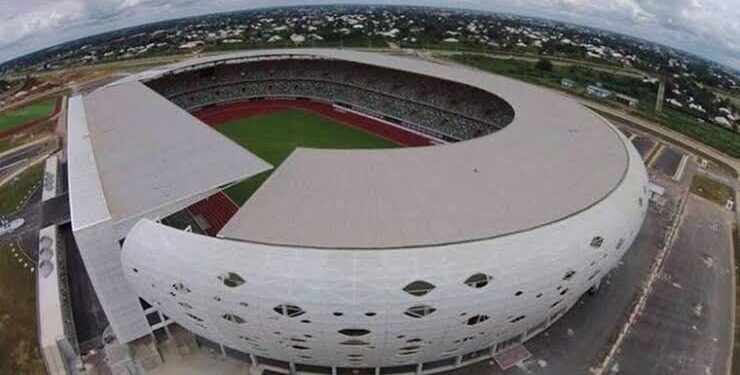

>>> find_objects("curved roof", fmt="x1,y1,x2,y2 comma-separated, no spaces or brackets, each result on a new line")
152,49,630,249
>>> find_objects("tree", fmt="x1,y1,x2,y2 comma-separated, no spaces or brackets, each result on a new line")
535,58,553,72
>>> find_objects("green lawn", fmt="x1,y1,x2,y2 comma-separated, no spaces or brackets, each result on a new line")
0,164,46,373
0,122,55,155
448,53,740,158
0,97,56,133
0,138,11,154
0,241,44,374
448,53,657,110
0,164,43,216
659,110,740,158
216,108,398,205
733,223,740,375
690,174,735,206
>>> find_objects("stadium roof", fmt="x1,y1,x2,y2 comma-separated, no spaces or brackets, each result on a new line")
210,49,631,248
68,81,271,238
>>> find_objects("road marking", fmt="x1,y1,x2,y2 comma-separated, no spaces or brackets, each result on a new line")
674,155,688,181
595,194,688,374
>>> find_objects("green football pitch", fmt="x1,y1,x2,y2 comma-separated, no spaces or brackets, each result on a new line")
0,97,57,133
216,108,399,205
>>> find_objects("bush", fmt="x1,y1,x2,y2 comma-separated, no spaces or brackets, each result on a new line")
535,58,553,71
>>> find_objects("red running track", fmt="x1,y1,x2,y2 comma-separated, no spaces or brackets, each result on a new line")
187,98,435,235
191,99,435,147
0,96,63,139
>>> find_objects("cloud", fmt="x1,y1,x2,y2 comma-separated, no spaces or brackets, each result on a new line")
0,1,86,45
0,0,737,69
496,0,739,67
0,0,213,59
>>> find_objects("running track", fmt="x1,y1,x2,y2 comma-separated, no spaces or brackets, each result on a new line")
0,96,63,139
187,98,435,235
191,99,435,147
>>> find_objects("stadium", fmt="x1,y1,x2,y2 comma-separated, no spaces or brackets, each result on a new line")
67,49,648,374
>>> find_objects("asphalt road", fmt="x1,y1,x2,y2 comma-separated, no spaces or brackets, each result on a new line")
611,195,734,375
181,138,682,375
631,136,655,161
618,127,632,139
0,142,45,174
440,202,671,375
0,187,43,260
0,137,57,185
653,147,685,179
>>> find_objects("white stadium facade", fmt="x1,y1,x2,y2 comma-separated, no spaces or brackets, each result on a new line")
67,49,648,374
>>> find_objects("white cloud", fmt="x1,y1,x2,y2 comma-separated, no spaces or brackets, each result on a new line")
0,1,86,45
500,0,739,67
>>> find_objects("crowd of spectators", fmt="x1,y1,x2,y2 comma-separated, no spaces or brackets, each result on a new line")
146,57,514,141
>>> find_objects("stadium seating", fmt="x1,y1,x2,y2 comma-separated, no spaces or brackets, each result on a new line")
187,192,239,236
146,58,514,141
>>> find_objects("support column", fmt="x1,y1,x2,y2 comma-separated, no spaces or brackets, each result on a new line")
249,353,258,372
289,362,296,375
375,367,381,375
416,362,423,375
332,367,338,375
219,344,226,357
163,323,172,340
455,355,462,367
158,311,172,340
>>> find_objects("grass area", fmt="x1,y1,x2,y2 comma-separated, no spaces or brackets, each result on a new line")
0,138,11,153
732,223,739,375
689,174,734,206
447,53,656,109
0,241,44,374
706,86,740,108
0,97,56,133
448,53,740,158
657,110,740,158
0,122,56,155
0,164,43,216
216,108,398,205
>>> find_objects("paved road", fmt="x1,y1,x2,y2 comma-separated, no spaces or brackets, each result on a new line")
0,137,58,186
631,136,655,161
0,142,43,167
580,101,740,181
0,141,48,181
0,187,43,259
440,201,671,375
618,127,632,139
696,168,738,192
652,146,685,179
611,195,734,375
257,204,672,375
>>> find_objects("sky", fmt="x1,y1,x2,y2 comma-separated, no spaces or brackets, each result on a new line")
0,0,738,69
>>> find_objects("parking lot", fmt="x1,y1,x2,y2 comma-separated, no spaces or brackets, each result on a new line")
651,146,686,180
611,195,734,375
631,135,656,160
